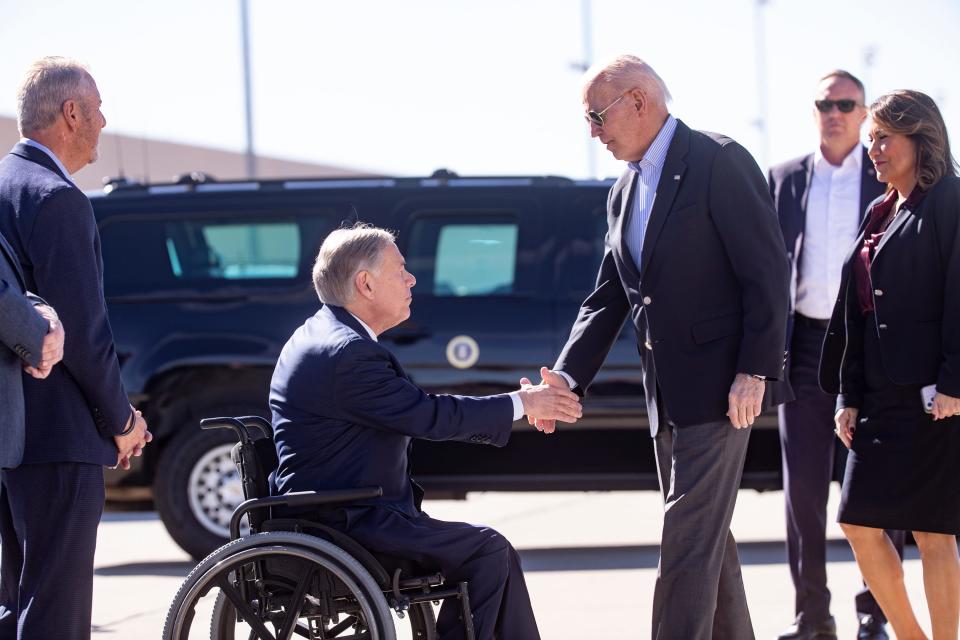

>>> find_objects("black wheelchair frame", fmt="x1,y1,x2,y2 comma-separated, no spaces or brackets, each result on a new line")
163,416,476,640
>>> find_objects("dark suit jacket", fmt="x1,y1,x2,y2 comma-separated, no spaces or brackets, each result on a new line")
820,176,960,405
0,143,130,466
768,147,885,351
555,120,791,433
270,304,514,517
0,231,47,469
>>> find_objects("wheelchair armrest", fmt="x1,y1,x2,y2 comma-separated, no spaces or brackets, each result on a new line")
229,487,383,539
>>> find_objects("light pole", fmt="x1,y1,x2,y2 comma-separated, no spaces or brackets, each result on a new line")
570,0,595,178
753,0,770,170
240,0,257,179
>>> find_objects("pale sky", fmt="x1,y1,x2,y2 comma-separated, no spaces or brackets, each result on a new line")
0,0,957,179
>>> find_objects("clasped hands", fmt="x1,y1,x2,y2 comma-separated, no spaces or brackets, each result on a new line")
23,304,64,379
518,367,580,434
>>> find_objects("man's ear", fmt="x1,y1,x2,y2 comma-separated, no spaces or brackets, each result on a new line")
628,88,646,115
355,270,375,300
61,99,80,133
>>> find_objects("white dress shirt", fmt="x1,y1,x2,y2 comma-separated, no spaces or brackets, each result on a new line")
348,311,524,420
795,146,862,320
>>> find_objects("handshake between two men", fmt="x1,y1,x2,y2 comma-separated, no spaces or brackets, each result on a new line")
517,366,581,433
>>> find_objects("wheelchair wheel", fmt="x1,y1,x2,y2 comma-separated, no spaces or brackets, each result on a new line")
212,594,436,640
163,532,396,640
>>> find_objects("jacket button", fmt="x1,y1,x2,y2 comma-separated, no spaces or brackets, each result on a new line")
878,323,888,330
644,340,653,350
874,289,883,296
642,296,652,305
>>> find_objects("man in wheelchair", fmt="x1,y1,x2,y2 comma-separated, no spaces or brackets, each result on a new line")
268,223,582,640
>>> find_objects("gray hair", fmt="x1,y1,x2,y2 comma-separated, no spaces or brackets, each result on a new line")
585,54,672,106
16,57,93,136
312,223,396,306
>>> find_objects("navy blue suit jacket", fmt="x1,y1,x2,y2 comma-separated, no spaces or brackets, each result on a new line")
555,121,791,433
0,143,130,466
270,304,514,517
0,230,47,469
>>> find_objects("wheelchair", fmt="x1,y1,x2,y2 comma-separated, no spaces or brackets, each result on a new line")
163,416,476,640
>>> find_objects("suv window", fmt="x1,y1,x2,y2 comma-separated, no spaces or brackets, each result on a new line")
407,217,518,297
171,221,300,280
101,213,334,296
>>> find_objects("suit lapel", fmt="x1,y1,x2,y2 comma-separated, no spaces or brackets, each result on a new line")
613,171,641,283
799,153,814,218
872,203,911,260
638,122,689,279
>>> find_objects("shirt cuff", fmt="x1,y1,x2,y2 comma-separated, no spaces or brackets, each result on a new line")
508,391,524,421
557,370,578,390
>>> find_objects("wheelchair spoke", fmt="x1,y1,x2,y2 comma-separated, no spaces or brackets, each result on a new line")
276,567,316,640
216,575,277,640
325,615,360,637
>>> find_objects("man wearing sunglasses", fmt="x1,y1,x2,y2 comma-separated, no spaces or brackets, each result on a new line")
533,54,790,639
769,70,904,640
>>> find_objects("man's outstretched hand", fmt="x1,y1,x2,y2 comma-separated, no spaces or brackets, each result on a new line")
519,367,577,434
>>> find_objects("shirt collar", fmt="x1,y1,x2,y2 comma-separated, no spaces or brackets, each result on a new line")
813,144,862,175
627,114,677,174
20,138,74,184
348,311,378,341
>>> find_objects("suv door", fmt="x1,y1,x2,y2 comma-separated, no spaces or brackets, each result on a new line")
385,192,555,491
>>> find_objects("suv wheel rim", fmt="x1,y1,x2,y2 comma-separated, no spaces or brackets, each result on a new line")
187,443,246,538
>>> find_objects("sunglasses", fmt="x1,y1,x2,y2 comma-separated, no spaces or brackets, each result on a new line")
586,94,625,127
814,99,861,114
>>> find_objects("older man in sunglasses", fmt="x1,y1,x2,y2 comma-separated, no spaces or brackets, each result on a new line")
768,70,904,640
532,55,791,639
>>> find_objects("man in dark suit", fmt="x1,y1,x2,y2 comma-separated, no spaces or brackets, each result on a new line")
0,230,65,469
532,55,791,639
0,57,150,640
271,224,582,640
769,70,903,640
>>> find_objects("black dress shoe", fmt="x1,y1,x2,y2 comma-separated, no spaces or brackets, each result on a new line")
857,615,890,640
775,616,837,640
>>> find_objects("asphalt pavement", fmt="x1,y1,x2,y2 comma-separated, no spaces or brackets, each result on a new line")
89,487,928,639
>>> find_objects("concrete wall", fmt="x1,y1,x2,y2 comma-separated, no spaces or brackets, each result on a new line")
0,115,372,191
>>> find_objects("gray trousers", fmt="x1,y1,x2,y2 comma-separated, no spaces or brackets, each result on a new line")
652,418,755,640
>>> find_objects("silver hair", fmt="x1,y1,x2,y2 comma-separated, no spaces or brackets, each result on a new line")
585,54,672,106
16,56,93,136
312,223,396,306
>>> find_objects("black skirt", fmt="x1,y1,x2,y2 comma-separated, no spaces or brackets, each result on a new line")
838,313,960,534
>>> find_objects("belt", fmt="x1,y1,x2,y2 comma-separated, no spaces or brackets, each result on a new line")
794,313,830,330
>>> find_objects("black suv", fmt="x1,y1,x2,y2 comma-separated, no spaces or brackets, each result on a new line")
91,173,783,558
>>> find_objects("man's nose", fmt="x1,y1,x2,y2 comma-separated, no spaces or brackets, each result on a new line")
590,122,603,138
407,272,416,287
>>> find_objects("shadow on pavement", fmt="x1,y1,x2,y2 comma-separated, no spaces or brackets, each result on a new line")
518,538,919,572
94,539,920,576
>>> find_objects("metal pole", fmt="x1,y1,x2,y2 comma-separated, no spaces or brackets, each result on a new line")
240,0,257,178
581,0,595,178
753,0,770,170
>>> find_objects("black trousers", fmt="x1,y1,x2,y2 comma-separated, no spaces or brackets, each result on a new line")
340,507,540,640
779,320,903,624
0,462,104,640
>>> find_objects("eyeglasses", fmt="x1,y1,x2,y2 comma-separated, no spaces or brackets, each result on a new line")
814,99,861,114
586,94,625,127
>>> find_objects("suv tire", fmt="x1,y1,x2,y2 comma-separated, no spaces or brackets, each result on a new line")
154,404,267,559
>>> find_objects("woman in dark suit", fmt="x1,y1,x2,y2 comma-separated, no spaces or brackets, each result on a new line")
820,90,960,639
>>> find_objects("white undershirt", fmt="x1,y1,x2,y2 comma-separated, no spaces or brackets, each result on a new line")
795,146,862,319
348,311,524,421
